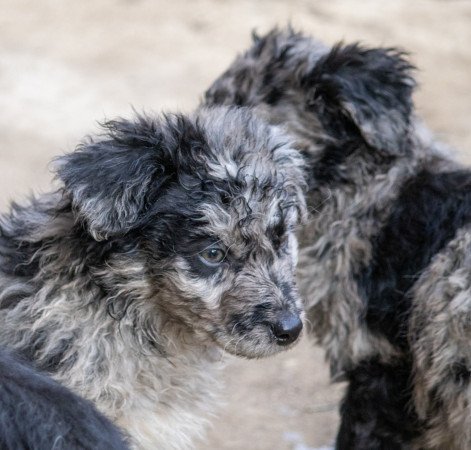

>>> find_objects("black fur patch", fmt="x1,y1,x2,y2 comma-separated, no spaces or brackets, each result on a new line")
0,348,128,450
310,142,358,186
451,359,471,385
251,301,273,324
266,217,287,250
358,170,471,347
337,358,421,450
265,87,283,105
227,312,252,335
228,302,275,336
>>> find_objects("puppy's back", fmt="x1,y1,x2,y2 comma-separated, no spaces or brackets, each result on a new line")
0,347,129,450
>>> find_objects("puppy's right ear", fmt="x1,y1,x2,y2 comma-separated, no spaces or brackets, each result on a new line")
56,116,174,240
303,43,416,155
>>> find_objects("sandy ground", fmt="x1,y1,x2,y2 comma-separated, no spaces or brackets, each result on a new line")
0,1,470,449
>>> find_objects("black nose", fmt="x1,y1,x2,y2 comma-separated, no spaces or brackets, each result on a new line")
272,312,303,346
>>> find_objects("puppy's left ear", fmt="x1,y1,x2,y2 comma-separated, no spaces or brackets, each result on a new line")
55,116,174,240
304,44,416,154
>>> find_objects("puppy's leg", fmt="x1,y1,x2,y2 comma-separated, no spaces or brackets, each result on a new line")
410,226,471,450
336,359,419,450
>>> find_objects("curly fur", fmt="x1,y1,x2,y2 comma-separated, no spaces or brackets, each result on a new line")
205,28,471,449
0,106,307,449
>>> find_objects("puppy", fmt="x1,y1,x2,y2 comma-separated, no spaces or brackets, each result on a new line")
0,347,129,450
205,28,471,449
0,106,306,449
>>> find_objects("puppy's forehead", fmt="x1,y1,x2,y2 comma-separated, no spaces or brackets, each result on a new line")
194,106,297,180
188,107,305,252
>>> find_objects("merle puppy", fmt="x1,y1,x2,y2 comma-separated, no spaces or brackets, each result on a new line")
205,28,471,449
0,347,129,450
0,106,306,449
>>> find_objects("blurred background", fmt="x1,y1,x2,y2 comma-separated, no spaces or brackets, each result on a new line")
0,1,470,449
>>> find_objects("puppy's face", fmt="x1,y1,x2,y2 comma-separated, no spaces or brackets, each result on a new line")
58,107,306,358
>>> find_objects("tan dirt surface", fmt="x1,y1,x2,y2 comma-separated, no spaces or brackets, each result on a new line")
0,1,470,449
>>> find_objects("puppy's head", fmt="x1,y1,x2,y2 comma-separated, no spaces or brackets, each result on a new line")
205,28,416,189
57,107,306,358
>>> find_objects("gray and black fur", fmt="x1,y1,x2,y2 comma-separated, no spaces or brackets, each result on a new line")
205,28,471,449
0,106,307,449
0,347,129,450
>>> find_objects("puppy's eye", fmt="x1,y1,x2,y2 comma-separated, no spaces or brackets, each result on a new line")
199,247,225,266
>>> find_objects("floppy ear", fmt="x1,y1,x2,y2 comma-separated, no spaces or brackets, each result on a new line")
56,116,174,240
303,44,416,154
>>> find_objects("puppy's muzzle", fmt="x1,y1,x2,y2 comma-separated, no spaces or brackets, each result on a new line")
271,311,303,346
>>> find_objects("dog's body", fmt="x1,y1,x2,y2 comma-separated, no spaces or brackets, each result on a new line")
205,29,471,449
0,347,129,450
0,107,306,449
